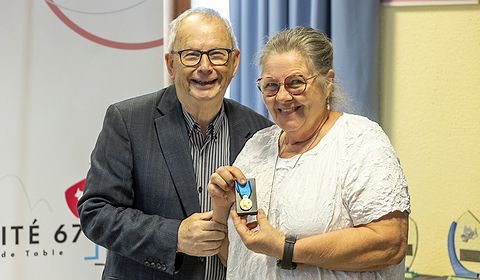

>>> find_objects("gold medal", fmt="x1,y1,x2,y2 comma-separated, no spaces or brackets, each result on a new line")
239,195,253,211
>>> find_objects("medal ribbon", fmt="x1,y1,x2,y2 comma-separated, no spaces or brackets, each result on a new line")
235,181,252,198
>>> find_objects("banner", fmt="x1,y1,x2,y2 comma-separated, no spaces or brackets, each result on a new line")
1,1,166,278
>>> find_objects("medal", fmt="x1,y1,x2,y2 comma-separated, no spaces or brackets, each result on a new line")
235,181,253,211
234,178,258,216
239,195,253,211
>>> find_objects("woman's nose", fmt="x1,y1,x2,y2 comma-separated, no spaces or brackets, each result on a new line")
275,85,293,102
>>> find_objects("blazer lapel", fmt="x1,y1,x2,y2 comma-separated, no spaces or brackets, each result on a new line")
225,100,254,164
154,86,200,216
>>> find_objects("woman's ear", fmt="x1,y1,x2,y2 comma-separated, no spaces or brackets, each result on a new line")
325,69,335,98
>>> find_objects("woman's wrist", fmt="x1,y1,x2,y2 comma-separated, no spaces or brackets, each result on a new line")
274,234,286,259
212,202,233,224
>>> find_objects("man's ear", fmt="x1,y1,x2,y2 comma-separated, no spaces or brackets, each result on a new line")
165,52,175,81
231,49,241,77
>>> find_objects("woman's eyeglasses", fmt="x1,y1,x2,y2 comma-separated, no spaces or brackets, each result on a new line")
256,74,318,97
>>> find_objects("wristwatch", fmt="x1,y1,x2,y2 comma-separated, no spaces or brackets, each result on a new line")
277,234,297,270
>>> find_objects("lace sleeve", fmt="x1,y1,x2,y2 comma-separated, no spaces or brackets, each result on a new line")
342,122,410,226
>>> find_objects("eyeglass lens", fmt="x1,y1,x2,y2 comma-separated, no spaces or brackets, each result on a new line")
180,49,230,66
258,75,307,96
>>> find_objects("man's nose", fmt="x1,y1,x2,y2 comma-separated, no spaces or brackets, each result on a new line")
197,53,213,70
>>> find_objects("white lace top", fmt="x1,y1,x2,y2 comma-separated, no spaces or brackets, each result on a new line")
226,113,410,280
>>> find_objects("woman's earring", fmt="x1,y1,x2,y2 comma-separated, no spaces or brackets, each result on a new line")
326,97,331,110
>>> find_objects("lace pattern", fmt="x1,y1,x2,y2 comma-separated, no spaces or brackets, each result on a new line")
227,113,410,280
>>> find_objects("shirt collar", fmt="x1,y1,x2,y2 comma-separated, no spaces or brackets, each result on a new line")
182,104,226,138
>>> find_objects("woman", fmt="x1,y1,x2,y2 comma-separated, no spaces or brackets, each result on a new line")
209,27,410,279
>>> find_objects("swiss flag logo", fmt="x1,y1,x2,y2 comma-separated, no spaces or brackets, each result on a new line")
65,179,86,218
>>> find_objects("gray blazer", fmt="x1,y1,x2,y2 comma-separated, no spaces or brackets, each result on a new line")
78,85,272,280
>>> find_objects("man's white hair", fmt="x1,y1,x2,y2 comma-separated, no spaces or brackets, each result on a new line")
167,7,238,52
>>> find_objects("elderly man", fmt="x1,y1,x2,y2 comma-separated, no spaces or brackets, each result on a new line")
78,8,272,280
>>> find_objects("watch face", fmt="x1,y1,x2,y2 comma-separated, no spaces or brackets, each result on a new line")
279,234,297,270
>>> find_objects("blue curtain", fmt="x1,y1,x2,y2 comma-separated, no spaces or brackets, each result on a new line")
229,0,379,121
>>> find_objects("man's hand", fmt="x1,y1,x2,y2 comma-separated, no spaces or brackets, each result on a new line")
177,211,227,257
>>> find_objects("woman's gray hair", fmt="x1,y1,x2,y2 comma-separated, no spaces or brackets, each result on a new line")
259,27,332,76
259,27,349,110
167,7,238,52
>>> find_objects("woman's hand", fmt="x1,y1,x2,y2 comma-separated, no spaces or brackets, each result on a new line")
230,209,285,259
209,166,246,224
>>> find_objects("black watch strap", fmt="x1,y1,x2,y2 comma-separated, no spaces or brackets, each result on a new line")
277,234,297,270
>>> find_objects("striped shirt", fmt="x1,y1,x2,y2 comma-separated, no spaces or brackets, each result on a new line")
182,105,229,280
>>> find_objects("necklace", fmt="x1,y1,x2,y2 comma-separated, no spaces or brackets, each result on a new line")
266,112,330,221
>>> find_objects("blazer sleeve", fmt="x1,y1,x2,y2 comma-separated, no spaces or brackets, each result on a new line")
77,104,181,275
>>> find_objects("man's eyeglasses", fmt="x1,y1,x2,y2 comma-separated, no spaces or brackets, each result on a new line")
171,48,235,67
256,74,318,97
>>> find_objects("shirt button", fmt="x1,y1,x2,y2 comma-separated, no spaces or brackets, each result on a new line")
198,186,203,193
